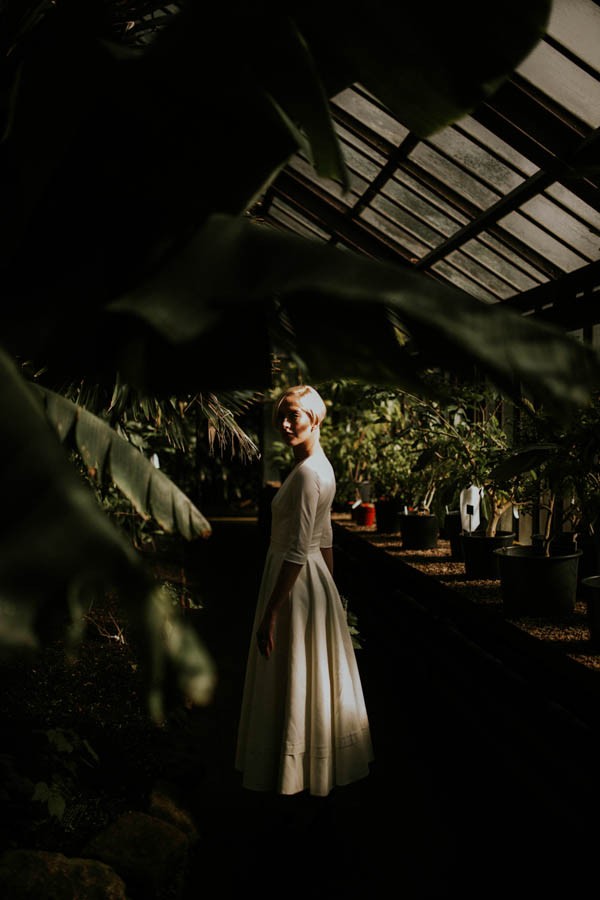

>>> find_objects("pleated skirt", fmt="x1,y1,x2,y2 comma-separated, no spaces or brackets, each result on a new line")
235,547,373,796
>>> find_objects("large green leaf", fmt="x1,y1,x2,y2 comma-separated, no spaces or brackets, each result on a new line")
0,352,215,719
295,1,552,135
491,444,559,482
37,387,212,539
108,214,600,419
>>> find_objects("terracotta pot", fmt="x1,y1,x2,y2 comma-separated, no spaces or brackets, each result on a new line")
356,503,376,527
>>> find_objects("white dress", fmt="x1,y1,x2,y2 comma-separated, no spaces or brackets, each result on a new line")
235,448,373,796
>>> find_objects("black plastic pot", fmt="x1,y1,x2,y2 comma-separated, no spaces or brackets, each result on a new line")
461,531,515,580
581,576,600,648
398,513,439,550
443,511,463,560
375,499,401,534
577,535,600,596
495,546,583,617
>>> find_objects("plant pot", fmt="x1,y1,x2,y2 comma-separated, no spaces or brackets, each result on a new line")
375,499,401,534
495,546,583,617
443,511,464,560
577,535,600,596
356,502,376,527
398,513,439,550
460,531,515,580
355,481,373,503
581,576,600,648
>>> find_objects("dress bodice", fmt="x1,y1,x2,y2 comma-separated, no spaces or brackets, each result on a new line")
270,449,335,564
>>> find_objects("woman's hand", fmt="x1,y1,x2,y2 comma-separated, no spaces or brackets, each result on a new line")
256,610,276,659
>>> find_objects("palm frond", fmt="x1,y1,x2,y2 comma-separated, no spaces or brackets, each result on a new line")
195,392,261,463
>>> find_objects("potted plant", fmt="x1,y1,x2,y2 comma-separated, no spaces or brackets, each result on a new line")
401,381,523,576
491,393,600,617
320,382,418,533
392,449,442,549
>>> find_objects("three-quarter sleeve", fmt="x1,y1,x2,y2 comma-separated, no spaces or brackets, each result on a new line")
283,466,321,565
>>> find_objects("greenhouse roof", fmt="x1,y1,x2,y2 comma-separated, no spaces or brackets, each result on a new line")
252,0,600,337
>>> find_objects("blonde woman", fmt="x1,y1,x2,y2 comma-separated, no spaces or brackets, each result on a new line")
235,385,373,798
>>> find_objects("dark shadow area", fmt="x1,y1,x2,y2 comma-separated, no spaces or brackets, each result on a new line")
2,519,600,898
178,520,600,898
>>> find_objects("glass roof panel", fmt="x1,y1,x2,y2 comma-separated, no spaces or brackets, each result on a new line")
547,0,600,74
477,232,550,284
379,176,465,239
497,210,590,272
427,129,526,195
431,261,500,303
269,199,329,241
287,152,366,205
517,41,600,127
368,194,445,250
455,117,539,177
545,182,600,237
408,143,500,210
520,194,600,262
259,8,600,325
443,250,517,299
359,207,431,258
332,87,410,146
334,124,387,174
390,169,471,228
460,239,541,293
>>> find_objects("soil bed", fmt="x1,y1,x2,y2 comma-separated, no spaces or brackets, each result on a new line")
335,514,600,672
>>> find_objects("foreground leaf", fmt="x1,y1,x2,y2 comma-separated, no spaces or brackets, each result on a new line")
38,387,212,540
0,350,215,718
109,214,600,420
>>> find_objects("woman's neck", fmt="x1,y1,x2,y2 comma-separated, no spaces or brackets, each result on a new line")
293,434,321,463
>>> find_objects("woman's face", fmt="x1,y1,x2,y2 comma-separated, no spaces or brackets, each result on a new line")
277,398,315,448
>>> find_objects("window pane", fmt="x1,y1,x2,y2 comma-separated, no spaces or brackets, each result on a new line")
332,87,410,146
517,41,600,127
428,129,526,194
498,210,589,271
547,0,600,74
369,194,444,249
477,232,550,283
408,143,500,210
360,207,431,258
431,261,500,303
460,240,541,292
287,153,365,204
521,194,600,261
456,117,539,176
270,200,329,241
380,179,466,237
444,250,518,299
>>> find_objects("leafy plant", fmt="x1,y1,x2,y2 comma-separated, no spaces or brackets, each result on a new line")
396,379,530,535
492,393,600,552
31,728,100,825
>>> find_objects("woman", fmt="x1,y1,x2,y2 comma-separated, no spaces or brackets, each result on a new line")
235,385,373,797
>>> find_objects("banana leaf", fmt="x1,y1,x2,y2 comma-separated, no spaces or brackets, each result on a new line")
38,387,212,539
108,214,600,419
0,351,214,718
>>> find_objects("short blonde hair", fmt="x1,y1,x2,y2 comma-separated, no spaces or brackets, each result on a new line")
273,385,327,427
